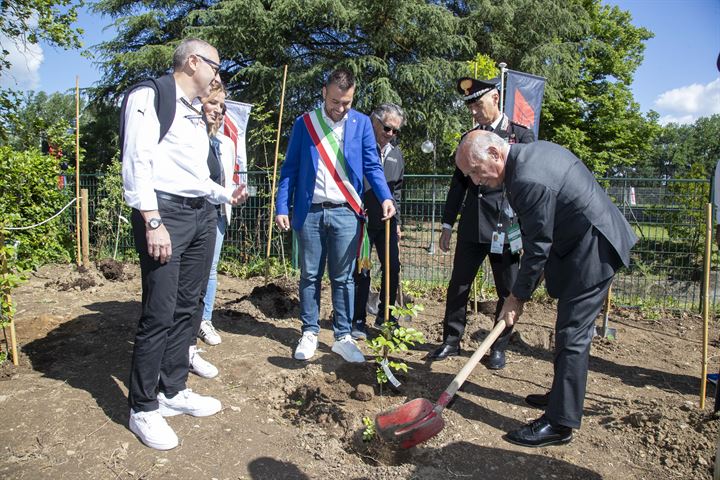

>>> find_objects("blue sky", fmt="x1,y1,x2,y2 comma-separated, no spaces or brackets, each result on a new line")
2,0,719,125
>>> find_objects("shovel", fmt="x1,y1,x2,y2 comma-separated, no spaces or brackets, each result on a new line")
375,320,506,449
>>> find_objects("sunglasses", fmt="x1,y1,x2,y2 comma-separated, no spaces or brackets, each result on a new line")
195,54,221,76
378,120,400,135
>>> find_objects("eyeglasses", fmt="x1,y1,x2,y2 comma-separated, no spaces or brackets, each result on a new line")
378,120,400,135
195,54,221,76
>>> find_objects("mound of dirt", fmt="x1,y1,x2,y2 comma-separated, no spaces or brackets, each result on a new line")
96,258,125,281
243,280,300,318
43,264,104,291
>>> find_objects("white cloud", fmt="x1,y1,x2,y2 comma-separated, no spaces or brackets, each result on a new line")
0,34,44,90
654,77,720,125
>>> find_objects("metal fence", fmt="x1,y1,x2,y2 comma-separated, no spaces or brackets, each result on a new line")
75,173,717,311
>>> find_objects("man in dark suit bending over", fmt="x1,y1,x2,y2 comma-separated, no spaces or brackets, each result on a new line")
455,130,637,447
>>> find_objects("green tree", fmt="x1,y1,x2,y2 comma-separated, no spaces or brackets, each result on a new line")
0,0,84,140
92,0,660,176
94,0,474,173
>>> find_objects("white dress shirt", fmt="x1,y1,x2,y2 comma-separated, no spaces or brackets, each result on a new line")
311,103,348,204
122,82,234,211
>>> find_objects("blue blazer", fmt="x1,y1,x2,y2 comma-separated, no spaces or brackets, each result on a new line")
276,108,393,230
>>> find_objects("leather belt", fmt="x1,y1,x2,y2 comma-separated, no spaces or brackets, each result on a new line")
312,202,349,209
156,191,207,209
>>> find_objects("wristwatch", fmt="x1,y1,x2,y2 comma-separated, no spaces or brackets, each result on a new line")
147,217,163,230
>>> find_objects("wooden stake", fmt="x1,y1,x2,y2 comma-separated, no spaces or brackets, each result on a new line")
81,188,90,267
0,231,18,366
265,65,289,283
700,202,712,409
75,76,81,265
385,219,390,323
8,292,17,366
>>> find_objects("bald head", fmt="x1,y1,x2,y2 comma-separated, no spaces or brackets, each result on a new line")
455,130,509,188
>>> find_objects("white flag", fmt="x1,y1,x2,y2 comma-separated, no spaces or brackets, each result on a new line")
223,100,252,186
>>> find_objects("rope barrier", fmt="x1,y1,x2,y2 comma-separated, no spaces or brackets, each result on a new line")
4,198,78,231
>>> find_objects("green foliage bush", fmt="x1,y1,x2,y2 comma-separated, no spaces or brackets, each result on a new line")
0,146,74,268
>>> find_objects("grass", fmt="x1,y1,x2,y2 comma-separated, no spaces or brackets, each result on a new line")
632,224,670,242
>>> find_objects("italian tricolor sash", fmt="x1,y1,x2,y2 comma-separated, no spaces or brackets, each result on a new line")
302,108,363,216
302,108,371,273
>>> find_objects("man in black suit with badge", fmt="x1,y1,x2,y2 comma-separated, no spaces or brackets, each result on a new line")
429,77,534,369
455,130,637,447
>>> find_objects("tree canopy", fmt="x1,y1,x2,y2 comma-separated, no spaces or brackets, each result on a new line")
89,0,661,173
0,0,84,140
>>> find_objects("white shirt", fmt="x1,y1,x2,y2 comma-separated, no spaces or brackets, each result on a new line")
122,82,234,211
312,103,348,204
379,142,393,164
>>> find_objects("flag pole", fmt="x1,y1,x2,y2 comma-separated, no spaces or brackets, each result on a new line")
265,64,288,282
499,62,507,115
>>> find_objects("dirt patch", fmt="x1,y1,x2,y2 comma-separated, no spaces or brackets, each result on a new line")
1,262,719,479
96,258,126,281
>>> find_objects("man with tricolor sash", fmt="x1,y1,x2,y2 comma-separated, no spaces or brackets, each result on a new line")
275,68,396,363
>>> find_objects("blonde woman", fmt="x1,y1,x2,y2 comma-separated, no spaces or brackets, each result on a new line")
189,85,246,377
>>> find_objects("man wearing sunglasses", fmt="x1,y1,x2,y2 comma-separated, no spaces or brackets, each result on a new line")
429,76,534,369
351,103,406,339
120,38,247,451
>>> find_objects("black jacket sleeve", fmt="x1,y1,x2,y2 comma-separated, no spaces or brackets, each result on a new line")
441,167,468,227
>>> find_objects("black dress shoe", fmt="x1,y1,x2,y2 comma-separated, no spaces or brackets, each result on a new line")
504,416,573,448
525,392,550,409
486,349,506,370
428,343,460,360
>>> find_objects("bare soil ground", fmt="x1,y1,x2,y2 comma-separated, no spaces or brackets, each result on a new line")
1,262,719,479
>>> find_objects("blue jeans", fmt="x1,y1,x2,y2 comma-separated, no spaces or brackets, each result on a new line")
297,204,360,339
202,213,227,322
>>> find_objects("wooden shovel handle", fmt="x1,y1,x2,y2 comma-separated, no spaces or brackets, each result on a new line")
438,321,507,407
384,218,390,322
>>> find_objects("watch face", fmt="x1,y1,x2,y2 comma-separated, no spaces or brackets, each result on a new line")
149,218,162,229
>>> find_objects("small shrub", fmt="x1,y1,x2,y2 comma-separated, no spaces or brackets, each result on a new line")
366,303,425,387
361,416,376,442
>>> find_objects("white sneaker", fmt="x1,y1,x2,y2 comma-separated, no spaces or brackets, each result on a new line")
294,331,318,360
332,334,366,363
129,409,179,450
189,346,218,379
198,320,222,345
157,388,222,417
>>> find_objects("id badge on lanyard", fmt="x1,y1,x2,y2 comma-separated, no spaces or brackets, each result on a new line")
492,187,522,255
508,224,522,254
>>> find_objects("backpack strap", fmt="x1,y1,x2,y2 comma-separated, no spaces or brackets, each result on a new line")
119,74,177,160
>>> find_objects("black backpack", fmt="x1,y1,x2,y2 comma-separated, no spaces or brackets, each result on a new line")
118,74,177,159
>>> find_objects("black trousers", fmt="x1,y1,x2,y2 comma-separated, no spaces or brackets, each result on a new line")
443,239,519,350
353,217,400,323
128,198,216,412
546,275,613,429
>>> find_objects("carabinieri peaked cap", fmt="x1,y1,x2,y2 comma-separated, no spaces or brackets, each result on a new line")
456,76,500,102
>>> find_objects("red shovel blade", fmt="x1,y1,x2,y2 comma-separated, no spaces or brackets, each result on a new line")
396,406,445,449
375,398,447,448
376,398,433,441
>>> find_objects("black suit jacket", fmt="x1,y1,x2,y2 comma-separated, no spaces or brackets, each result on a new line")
504,141,638,300
365,144,404,230
442,114,534,243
